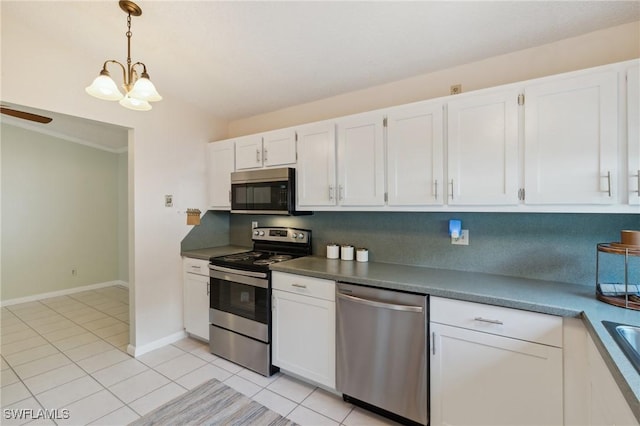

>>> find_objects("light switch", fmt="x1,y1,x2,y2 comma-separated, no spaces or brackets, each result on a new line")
165,195,173,207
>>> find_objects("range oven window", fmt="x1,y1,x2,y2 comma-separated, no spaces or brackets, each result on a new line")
231,182,289,212
210,276,269,324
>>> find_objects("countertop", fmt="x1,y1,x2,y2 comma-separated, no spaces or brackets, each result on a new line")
181,245,250,260
271,255,640,419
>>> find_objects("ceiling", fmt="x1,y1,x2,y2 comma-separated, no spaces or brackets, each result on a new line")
2,1,639,150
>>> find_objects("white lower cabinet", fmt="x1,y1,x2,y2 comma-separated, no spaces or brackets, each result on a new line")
271,271,336,390
430,297,563,426
183,258,210,341
586,333,638,426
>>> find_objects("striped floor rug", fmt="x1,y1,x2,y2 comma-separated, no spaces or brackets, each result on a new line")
130,379,298,426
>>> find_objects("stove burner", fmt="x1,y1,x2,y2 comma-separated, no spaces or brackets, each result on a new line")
253,255,293,266
269,255,293,261
222,252,263,262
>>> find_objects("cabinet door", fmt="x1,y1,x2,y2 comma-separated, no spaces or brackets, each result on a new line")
207,140,235,209
524,70,618,204
296,122,337,207
430,322,563,426
447,89,519,205
337,113,385,206
262,129,297,167
628,64,640,206
235,135,264,170
387,102,444,206
272,289,336,389
586,337,637,426
184,272,210,341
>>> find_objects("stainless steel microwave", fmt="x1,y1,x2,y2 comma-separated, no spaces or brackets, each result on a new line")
230,168,309,215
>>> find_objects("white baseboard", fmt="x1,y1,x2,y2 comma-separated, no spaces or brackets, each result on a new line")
127,330,187,357
1,280,129,307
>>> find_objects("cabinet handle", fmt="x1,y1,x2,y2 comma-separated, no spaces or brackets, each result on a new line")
291,283,307,289
474,317,504,325
328,185,334,201
434,179,438,200
264,148,268,162
606,171,612,197
228,190,232,202
256,149,261,163
634,170,640,195
190,265,201,271
432,331,436,355
339,185,344,201
449,179,454,200
207,283,210,296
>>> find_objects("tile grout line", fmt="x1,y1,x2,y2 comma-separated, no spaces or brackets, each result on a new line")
4,288,367,426
1,292,136,425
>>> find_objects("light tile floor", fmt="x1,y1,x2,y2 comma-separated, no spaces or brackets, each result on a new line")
1,286,399,425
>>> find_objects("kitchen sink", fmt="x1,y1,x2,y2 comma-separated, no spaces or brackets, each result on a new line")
602,321,640,374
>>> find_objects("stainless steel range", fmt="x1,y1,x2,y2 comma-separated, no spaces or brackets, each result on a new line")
208,227,312,376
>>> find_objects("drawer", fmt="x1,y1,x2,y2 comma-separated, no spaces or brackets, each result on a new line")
183,257,210,276
430,296,562,347
272,271,335,301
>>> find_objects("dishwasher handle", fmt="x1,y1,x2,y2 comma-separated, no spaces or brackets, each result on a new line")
337,292,423,313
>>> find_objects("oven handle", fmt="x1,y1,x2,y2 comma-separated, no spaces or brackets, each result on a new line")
209,267,269,289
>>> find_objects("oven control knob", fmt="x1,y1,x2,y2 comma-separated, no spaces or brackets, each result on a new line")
253,230,260,236
259,231,265,236
297,233,305,239
292,232,298,239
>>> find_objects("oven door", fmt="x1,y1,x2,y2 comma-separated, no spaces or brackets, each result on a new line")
209,266,270,342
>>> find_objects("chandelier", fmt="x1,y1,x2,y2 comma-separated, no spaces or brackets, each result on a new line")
85,0,161,111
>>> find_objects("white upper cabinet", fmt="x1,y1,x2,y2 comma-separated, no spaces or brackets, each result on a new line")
386,101,445,206
262,129,298,167
296,121,337,207
235,130,296,170
447,88,519,205
207,139,235,209
235,134,264,170
336,112,386,206
627,64,640,206
524,70,618,205
209,60,637,213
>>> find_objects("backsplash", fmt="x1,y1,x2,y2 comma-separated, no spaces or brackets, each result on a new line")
181,211,230,251
228,211,639,287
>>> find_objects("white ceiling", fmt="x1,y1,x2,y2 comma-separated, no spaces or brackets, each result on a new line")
2,1,639,150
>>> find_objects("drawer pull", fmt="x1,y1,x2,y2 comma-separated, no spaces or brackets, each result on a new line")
474,317,504,325
291,283,307,289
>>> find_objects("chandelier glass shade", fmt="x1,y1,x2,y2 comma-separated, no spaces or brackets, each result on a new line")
85,1,161,111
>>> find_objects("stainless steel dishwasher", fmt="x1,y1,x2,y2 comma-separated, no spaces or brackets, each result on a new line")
336,282,428,426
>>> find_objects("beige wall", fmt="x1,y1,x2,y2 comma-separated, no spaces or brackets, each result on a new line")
228,21,640,136
1,124,126,300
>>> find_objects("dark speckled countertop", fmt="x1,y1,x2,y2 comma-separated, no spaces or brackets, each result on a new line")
181,245,250,261
271,255,640,419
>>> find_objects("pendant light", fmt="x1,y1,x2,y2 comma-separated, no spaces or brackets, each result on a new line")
85,1,161,111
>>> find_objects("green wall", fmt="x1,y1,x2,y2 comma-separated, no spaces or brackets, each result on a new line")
1,124,128,301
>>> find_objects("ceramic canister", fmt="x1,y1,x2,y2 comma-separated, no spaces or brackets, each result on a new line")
341,245,354,261
356,248,369,262
326,243,340,259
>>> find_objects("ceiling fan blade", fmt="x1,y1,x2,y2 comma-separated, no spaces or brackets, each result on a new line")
1,107,52,124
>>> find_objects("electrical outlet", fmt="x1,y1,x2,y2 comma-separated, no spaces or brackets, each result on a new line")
451,229,469,245
71,267,78,276
450,84,462,95
252,221,258,229
165,195,173,207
